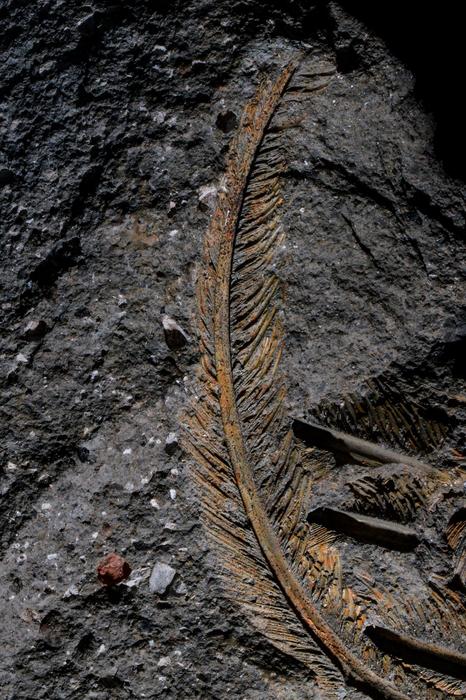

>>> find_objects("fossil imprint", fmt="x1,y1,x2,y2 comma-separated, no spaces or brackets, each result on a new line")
183,56,466,699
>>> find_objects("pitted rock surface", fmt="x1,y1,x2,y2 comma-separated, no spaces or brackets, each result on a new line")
1,2,464,699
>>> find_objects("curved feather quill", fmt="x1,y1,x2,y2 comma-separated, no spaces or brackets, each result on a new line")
183,56,423,699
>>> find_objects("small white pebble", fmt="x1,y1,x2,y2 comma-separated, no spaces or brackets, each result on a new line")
63,584,79,598
176,581,188,595
150,498,160,509
169,489,176,500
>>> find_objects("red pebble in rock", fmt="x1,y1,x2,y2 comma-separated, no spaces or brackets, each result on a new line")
97,553,131,586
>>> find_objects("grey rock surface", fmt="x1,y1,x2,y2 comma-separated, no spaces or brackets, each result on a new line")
0,1,464,699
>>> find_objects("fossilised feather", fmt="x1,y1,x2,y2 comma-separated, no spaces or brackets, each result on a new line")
182,55,463,700
184,56,344,694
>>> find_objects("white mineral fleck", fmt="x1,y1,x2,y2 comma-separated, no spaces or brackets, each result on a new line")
149,562,176,594
197,184,217,211
157,656,171,668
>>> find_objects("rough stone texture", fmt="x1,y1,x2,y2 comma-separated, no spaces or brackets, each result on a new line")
0,2,464,699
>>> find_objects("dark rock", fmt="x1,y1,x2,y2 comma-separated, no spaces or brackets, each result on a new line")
162,315,190,349
29,237,81,288
76,12,98,36
164,432,179,455
0,167,15,185
216,110,238,133
1,2,464,699
21,319,49,340
39,610,67,649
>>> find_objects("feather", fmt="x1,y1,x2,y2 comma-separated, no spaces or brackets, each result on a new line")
310,373,449,457
182,56,431,699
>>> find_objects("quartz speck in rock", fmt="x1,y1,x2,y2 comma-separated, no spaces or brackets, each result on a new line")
149,562,177,594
